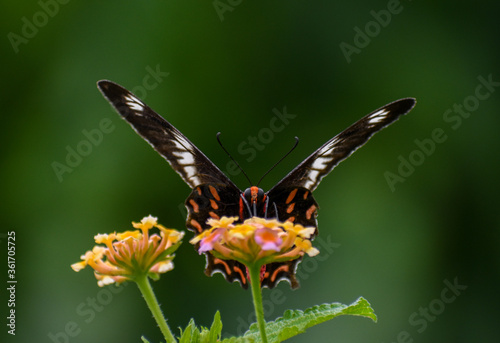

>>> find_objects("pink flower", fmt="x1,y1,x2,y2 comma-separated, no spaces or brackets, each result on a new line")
198,228,225,253
189,216,318,267
254,227,282,251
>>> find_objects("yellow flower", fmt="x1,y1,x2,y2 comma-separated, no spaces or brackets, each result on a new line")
283,222,315,239
294,237,320,257
72,215,184,286
132,214,158,230
190,216,319,267
207,216,238,229
227,224,256,240
71,246,106,272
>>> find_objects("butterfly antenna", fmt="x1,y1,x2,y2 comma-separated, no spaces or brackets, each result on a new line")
216,132,253,186
257,136,299,187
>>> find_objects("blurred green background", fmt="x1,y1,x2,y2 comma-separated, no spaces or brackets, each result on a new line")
2,1,499,342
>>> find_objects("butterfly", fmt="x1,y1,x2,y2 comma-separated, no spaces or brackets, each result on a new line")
97,80,416,289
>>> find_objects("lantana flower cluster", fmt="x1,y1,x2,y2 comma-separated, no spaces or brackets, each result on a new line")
190,216,319,266
71,215,184,286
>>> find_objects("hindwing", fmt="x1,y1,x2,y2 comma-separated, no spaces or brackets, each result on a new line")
185,183,253,287
261,260,301,289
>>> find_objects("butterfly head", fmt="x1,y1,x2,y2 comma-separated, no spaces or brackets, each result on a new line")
242,186,267,218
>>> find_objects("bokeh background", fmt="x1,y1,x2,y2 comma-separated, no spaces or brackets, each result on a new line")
2,1,499,342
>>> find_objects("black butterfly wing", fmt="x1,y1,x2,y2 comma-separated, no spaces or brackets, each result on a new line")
97,80,237,189
263,99,416,288
98,82,415,290
267,187,319,227
98,80,250,286
269,98,416,193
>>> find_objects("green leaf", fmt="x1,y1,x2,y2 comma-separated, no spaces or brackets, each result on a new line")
176,299,374,343
178,318,199,343
207,311,223,342
178,312,224,343
222,297,376,343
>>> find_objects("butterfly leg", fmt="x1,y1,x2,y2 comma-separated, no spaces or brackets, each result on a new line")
272,202,279,221
240,194,252,219
264,196,270,218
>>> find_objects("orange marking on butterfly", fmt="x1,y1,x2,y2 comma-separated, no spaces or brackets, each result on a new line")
196,187,202,195
190,219,203,233
189,199,199,213
209,211,220,219
209,185,221,201
233,265,247,285
286,202,295,213
214,258,247,285
270,265,290,282
209,199,219,210
214,258,232,275
287,216,296,222
286,189,298,204
303,191,309,199
306,205,317,220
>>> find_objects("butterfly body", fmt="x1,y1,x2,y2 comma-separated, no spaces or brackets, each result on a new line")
97,80,416,289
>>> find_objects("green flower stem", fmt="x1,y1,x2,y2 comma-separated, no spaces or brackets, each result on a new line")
248,264,268,343
135,275,177,343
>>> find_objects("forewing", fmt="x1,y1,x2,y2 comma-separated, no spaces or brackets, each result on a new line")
270,98,416,192
262,99,416,288
97,80,237,189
